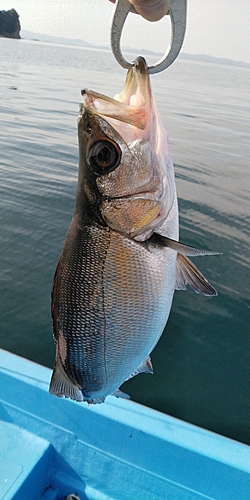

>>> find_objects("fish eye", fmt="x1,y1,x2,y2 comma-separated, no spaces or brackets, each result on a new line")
88,140,121,175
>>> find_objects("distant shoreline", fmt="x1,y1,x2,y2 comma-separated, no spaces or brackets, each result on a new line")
15,30,250,69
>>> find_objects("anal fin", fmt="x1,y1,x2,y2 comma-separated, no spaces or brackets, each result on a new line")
126,355,153,381
112,389,130,399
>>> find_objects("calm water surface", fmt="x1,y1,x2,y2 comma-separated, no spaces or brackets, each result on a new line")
1,38,249,444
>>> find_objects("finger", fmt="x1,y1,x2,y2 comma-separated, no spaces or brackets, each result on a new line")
108,0,170,21
129,0,169,21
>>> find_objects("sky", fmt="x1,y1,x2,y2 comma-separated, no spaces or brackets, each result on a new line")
1,0,250,63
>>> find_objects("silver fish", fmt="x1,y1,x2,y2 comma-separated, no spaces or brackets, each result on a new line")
49,57,218,404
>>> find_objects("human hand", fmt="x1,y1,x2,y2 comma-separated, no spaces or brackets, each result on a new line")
109,0,170,22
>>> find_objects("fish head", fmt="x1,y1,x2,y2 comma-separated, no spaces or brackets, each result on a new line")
78,56,176,240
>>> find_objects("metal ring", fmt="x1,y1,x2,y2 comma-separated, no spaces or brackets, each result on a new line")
110,0,187,74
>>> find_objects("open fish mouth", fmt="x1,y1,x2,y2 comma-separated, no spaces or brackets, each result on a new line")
79,55,173,240
81,57,152,138
49,53,219,407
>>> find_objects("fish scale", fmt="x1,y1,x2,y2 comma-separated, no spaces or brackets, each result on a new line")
52,221,110,396
49,57,218,404
102,231,176,384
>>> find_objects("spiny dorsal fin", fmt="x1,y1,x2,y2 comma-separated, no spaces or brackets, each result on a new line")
175,253,218,296
49,354,83,402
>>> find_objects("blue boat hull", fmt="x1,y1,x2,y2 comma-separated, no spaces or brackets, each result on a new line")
0,349,249,500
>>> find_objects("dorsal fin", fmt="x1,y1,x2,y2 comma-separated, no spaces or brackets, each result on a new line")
49,354,83,402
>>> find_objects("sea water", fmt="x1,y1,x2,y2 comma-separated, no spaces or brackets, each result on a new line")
0,38,249,444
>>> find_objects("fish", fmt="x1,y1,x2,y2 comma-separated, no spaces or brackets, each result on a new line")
49,56,219,404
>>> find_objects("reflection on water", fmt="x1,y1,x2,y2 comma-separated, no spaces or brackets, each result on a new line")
1,39,249,444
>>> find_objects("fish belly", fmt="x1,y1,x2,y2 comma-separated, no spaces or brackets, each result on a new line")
52,216,176,399
103,230,176,392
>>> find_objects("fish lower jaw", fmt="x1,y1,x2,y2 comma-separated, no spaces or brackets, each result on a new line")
102,189,161,201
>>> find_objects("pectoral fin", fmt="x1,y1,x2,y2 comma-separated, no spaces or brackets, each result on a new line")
175,253,218,296
152,234,220,257
150,233,219,296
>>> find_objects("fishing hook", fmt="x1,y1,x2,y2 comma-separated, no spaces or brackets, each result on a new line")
111,0,187,74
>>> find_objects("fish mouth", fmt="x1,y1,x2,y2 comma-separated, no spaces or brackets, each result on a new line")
81,57,152,134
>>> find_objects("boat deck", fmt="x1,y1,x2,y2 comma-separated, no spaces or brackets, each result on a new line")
0,349,249,500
